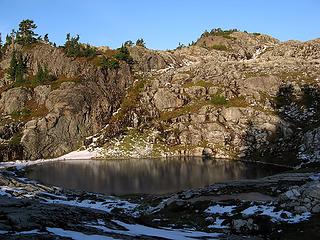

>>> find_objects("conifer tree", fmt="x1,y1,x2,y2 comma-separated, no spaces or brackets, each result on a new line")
16,19,38,45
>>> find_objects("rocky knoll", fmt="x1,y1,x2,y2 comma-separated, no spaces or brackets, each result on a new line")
1,29,320,164
94,31,320,166
0,44,133,160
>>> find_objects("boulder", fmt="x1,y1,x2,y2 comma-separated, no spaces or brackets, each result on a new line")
0,87,32,114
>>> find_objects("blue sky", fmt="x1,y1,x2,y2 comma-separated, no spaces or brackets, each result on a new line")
0,0,319,49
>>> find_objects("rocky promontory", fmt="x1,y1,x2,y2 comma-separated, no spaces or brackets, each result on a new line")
1,28,320,166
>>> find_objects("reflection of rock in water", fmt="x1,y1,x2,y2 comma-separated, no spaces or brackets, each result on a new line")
26,158,283,195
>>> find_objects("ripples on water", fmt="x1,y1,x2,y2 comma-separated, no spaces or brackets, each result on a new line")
25,158,285,195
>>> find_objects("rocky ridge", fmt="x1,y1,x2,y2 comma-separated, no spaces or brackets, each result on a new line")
0,30,320,165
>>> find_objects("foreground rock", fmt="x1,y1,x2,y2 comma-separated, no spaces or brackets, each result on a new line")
0,167,319,239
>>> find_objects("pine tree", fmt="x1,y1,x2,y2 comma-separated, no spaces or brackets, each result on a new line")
16,19,38,45
136,38,146,48
43,34,49,43
8,51,28,83
8,51,17,80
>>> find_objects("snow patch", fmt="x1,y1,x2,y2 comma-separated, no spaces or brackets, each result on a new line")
205,204,236,215
88,220,222,240
47,227,113,240
0,149,101,170
208,217,228,229
241,204,311,223
44,197,139,216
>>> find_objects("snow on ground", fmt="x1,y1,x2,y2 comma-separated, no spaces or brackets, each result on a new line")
0,186,13,197
208,217,228,229
205,204,236,215
47,227,114,240
204,203,311,224
0,149,102,170
309,173,320,181
44,197,140,216
87,220,222,240
241,204,311,223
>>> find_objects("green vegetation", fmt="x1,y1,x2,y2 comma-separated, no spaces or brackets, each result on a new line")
200,28,238,39
11,108,31,119
209,94,228,105
97,45,134,70
9,133,22,146
64,33,97,58
124,40,134,47
210,44,229,51
136,38,146,47
34,64,57,83
15,19,38,46
43,34,49,43
8,51,28,84
110,78,146,123
176,42,185,50
160,95,248,121
113,45,133,64
160,101,206,121
182,80,214,88
100,56,120,70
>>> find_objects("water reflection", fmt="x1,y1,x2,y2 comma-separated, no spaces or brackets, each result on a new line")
25,158,285,195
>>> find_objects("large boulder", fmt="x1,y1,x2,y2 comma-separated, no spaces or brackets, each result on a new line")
0,87,33,114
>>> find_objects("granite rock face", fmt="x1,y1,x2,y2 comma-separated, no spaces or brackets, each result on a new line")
1,31,320,162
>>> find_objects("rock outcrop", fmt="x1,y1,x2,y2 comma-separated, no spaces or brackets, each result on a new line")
1,30,320,163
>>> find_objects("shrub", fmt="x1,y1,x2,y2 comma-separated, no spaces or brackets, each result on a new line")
11,108,31,119
136,38,146,47
34,64,56,83
64,34,97,58
210,44,229,51
113,45,133,64
210,95,228,105
100,56,120,70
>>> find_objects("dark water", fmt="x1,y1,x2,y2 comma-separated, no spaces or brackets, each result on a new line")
25,158,287,195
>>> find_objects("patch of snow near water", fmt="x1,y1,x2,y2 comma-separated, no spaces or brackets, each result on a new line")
0,149,102,170
44,197,139,216
88,220,222,240
241,205,311,223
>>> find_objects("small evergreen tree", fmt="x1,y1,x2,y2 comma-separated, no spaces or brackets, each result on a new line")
43,34,49,43
136,38,146,47
124,40,133,47
8,51,28,83
113,45,133,64
5,34,12,46
100,56,119,70
8,51,17,80
82,44,97,58
34,64,56,83
64,34,81,57
16,19,38,45
64,33,97,58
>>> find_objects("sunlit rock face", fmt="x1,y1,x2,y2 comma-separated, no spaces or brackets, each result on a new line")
1,31,320,164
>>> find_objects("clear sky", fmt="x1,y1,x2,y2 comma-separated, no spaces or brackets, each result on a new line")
0,0,319,50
